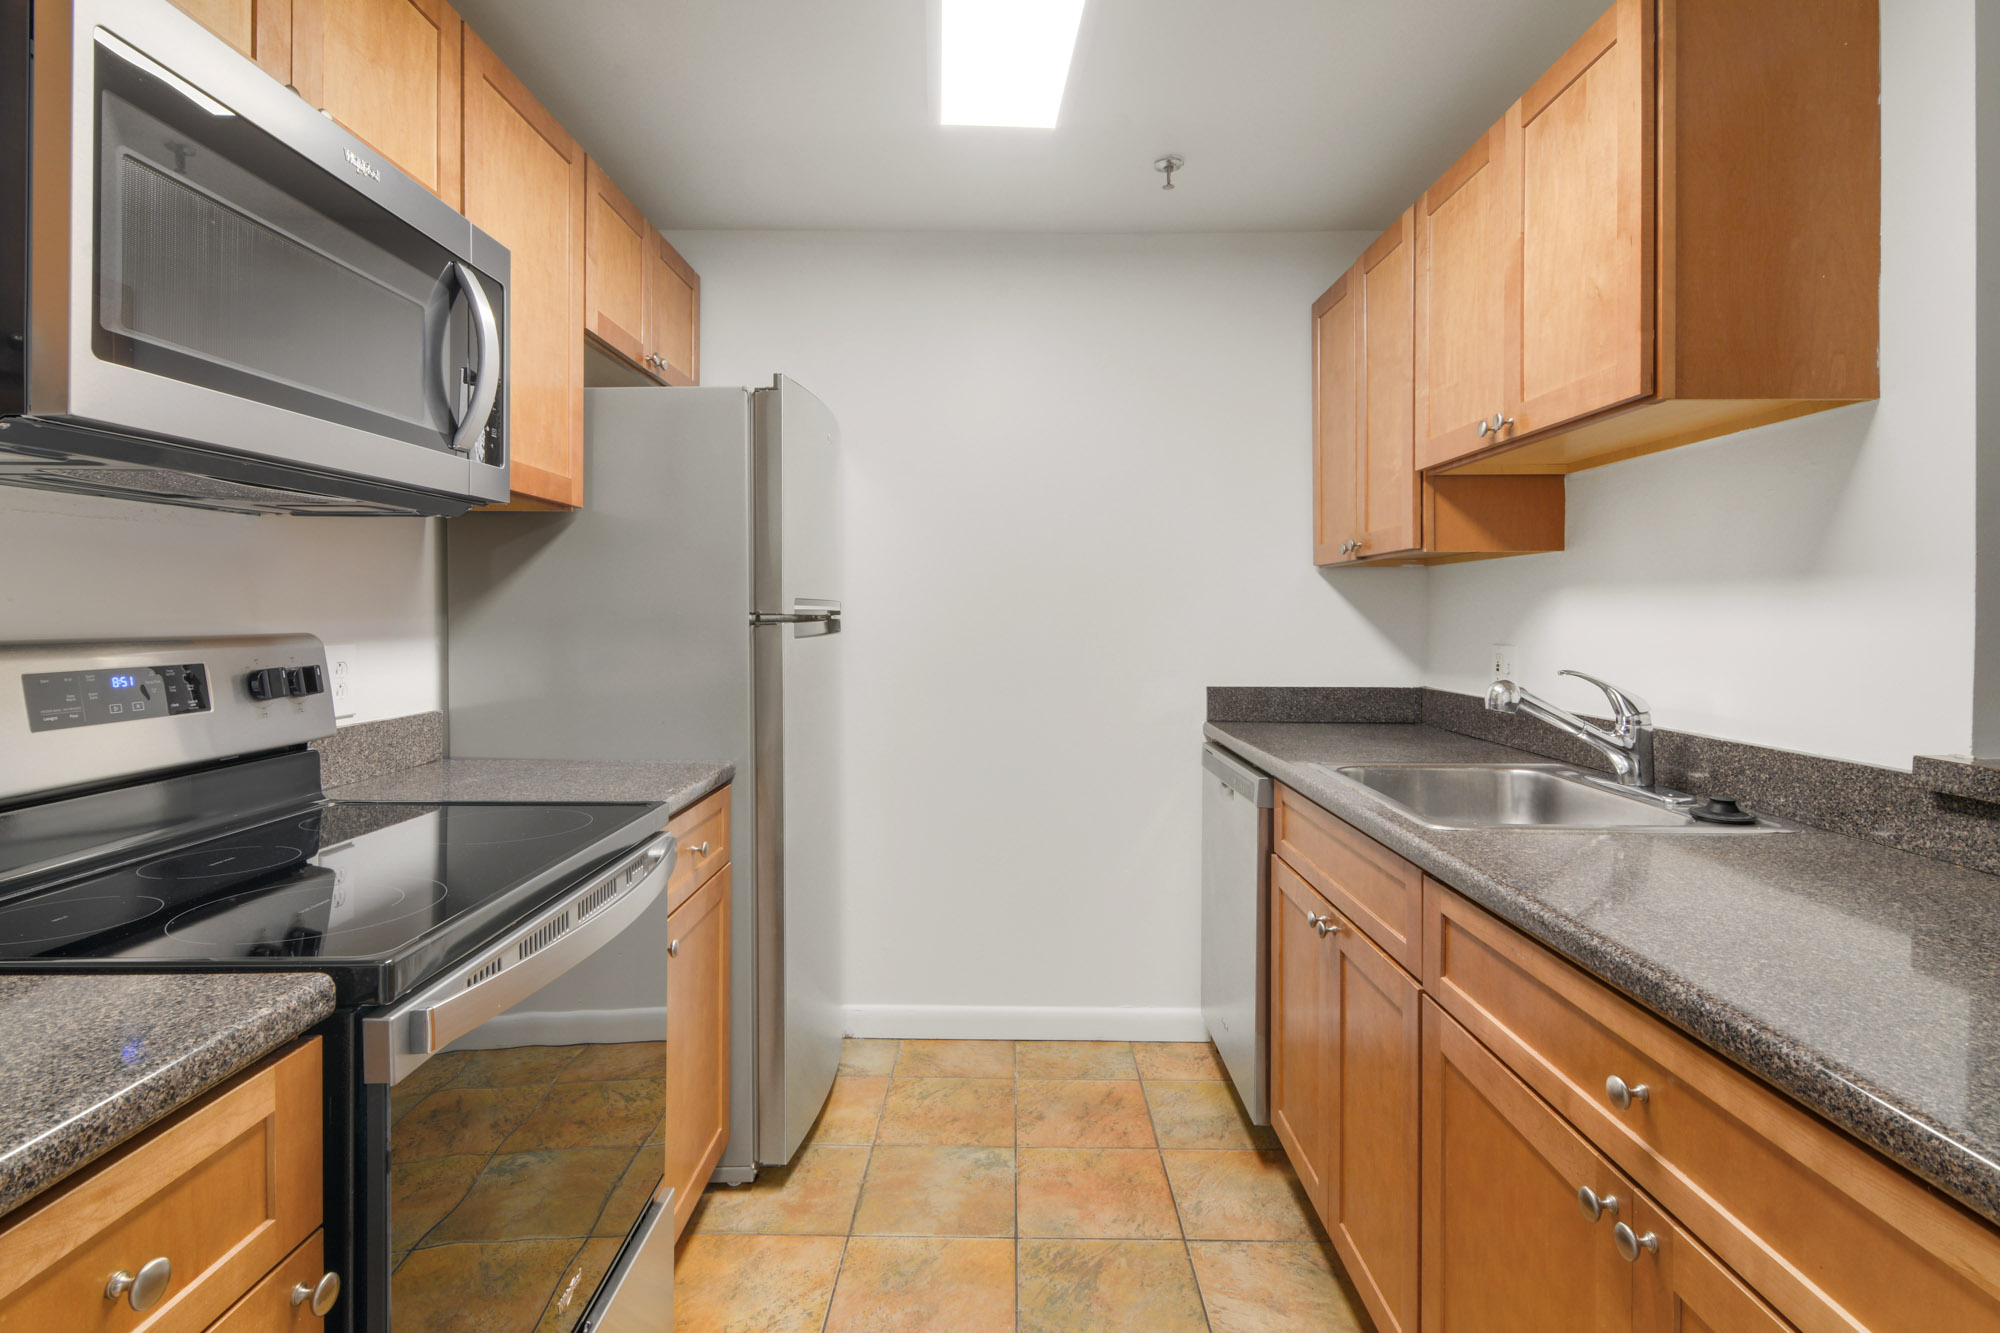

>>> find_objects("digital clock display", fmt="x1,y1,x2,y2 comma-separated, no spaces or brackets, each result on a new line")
109,674,137,689
23,663,210,732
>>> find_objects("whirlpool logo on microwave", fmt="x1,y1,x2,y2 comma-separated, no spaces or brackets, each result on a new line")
344,148,383,182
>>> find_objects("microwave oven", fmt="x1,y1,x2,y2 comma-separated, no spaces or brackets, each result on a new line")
0,0,510,516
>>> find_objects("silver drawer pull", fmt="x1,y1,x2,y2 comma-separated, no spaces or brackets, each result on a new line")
1613,1222,1659,1262
105,1257,171,1312
291,1271,341,1317
667,939,681,957
687,841,710,857
1605,1075,1650,1111
1576,1186,1618,1222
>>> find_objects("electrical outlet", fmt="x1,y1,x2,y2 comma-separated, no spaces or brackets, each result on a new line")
326,643,357,720
1490,643,1516,682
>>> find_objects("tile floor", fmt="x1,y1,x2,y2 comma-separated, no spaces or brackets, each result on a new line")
673,1038,1375,1332
388,1040,667,1333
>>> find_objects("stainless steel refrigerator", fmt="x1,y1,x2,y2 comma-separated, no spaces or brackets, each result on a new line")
445,376,843,1174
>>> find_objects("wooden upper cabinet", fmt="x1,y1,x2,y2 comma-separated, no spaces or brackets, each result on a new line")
1415,117,1517,470
291,0,463,206
461,28,586,509
1311,270,1360,564
168,0,292,84
584,157,649,368
646,231,701,387
1356,210,1419,559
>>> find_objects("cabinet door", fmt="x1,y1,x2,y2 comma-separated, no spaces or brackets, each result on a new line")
291,0,461,205
645,231,702,387
1415,118,1517,470
585,158,649,370
666,864,731,1242
1422,1000,1631,1333
169,0,291,84
1312,268,1361,565
1269,856,1336,1219
1357,209,1419,558
1329,917,1421,1333
1628,1193,1794,1333
1511,0,1652,437
462,28,586,509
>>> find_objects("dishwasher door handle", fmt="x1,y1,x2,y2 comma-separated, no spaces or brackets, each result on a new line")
1203,743,1273,806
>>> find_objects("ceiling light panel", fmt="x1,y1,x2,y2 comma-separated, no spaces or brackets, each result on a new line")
939,0,1086,129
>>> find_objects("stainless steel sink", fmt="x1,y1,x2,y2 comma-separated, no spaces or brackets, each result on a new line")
1314,763,1780,832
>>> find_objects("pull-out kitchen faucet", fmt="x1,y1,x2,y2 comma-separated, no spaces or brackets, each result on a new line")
1486,670,1657,792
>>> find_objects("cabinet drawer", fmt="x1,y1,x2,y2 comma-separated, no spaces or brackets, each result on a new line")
1274,785,1421,973
0,1039,321,1333
205,1231,332,1333
666,785,730,913
1422,883,2000,1333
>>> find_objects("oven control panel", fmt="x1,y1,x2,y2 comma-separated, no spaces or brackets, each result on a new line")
23,663,211,732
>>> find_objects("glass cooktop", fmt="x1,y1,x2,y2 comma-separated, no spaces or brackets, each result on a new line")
0,799,658,1005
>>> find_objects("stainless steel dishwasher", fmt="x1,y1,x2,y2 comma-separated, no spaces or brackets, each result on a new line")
1201,742,1274,1125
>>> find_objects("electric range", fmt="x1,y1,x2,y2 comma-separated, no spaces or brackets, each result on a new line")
0,637,680,1332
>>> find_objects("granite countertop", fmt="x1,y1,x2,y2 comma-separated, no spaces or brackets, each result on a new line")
325,757,733,816
1205,721,2000,1226
0,973,335,1216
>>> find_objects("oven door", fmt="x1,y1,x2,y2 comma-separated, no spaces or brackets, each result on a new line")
359,834,675,1333
24,0,508,509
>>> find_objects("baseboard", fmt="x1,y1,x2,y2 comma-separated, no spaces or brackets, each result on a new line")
842,1004,1208,1042
441,1006,667,1051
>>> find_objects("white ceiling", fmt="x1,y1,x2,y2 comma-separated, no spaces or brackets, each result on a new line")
453,0,1609,234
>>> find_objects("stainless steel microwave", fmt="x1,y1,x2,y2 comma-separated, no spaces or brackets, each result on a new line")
0,0,510,516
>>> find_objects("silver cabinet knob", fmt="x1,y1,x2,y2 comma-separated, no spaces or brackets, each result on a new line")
667,939,680,957
1305,911,1339,938
1612,1222,1659,1262
291,1271,341,1317
1605,1075,1650,1111
1490,411,1514,434
1477,419,1491,437
1576,1186,1619,1222
688,841,710,857
105,1257,172,1312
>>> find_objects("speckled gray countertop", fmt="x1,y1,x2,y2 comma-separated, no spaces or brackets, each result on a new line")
0,973,334,1216
1205,721,2000,1226
324,757,733,815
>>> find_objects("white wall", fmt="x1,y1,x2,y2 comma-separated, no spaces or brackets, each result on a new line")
0,489,442,724
671,229,1426,1037
1426,0,1976,770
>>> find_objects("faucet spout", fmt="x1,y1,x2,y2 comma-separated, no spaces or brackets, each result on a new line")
1486,674,1656,791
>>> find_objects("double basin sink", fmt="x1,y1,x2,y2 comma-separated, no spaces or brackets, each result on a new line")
1317,763,1786,832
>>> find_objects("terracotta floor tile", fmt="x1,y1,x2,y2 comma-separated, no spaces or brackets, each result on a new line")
1144,1080,1279,1150
672,1234,846,1333
426,1148,634,1244
500,1079,664,1152
1133,1042,1227,1081
874,1078,1014,1147
1162,1150,1321,1242
390,1154,486,1251
825,1237,1015,1333
393,1052,471,1124
535,1237,627,1333
1189,1239,1371,1333
394,1085,548,1161
594,1145,665,1237
1017,1238,1209,1333
1017,1147,1181,1240
449,1044,583,1088
646,1115,666,1145
688,1144,869,1235
391,1239,583,1333
808,1076,890,1146
1017,1080,1156,1149
892,1039,1016,1079
1015,1040,1139,1080
851,1146,1015,1237
839,1038,901,1077
558,1041,665,1084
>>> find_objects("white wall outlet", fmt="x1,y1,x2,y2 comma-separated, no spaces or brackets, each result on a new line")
326,643,358,720
1490,643,1516,682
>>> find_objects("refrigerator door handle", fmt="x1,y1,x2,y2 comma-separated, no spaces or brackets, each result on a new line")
752,599,841,635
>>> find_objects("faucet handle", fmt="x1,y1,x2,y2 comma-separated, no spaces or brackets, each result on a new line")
1558,670,1651,730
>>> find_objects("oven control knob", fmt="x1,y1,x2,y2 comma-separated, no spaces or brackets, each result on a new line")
300,665,326,695
284,668,306,697
246,668,284,701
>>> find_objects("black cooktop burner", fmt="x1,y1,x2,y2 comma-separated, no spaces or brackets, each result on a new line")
0,796,659,1004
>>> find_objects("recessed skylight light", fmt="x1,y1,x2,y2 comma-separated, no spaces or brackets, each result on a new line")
939,0,1086,129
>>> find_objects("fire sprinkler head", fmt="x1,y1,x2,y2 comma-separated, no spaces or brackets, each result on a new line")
1154,155,1184,191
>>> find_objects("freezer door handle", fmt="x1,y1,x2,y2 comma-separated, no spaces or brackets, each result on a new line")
752,598,842,636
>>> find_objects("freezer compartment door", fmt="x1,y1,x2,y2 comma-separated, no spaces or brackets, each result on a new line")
1201,743,1273,1124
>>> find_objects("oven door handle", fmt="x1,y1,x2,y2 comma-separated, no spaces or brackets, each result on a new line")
450,262,502,457
362,832,675,1086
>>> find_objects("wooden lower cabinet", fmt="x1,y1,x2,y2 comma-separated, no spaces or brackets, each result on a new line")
1269,857,1335,1211
665,861,730,1242
0,1039,323,1333
205,1231,332,1333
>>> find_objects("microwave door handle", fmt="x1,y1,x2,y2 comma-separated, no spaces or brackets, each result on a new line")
450,262,500,456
